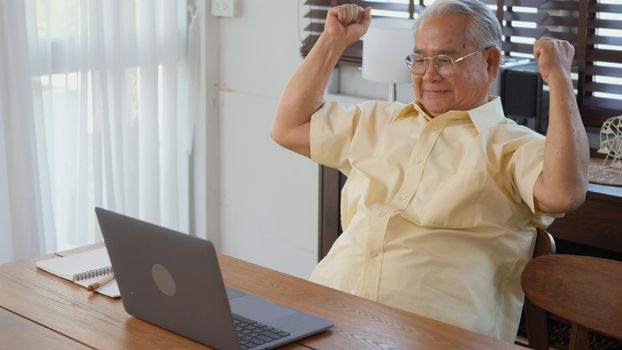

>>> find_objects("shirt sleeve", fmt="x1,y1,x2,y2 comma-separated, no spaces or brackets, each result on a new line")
508,137,545,214
506,133,564,220
310,101,363,175
311,100,408,175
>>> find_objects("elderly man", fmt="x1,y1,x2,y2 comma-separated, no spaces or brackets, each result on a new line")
271,0,588,342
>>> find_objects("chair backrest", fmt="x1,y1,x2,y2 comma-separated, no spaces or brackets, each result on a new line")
532,227,556,258
522,227,556,349
522,252,622,350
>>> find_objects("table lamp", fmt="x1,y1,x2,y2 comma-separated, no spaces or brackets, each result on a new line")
362,18,415,102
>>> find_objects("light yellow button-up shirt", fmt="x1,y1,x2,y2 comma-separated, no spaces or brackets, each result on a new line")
309,97,556,342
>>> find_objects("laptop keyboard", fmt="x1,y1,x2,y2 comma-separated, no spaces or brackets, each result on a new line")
234,315,290,350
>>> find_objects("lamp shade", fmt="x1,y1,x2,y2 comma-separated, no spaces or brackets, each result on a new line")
362,18,415,84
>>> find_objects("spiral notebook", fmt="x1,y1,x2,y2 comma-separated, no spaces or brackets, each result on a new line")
36,247,120,298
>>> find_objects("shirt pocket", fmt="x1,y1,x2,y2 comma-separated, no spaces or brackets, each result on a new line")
402,170,513,229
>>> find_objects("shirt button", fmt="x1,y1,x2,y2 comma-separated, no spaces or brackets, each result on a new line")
399,193,407,200
350,289,357,295
370,250,379,257
415,157,422,164
432,126,439,131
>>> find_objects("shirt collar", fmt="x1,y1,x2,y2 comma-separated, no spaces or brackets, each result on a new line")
467,96,506,132
393,102,419,121
393,96,506,133
392,102,442,122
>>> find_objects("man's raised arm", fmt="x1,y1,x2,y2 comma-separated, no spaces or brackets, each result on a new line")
533,37,590,213
271,4,371,158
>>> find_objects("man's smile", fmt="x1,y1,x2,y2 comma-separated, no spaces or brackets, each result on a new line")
423,88,451,96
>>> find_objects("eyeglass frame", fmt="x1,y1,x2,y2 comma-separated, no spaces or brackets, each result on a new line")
405,47,492,77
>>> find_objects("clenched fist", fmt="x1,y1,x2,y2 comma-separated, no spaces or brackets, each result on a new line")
533,37,574,85
324,4,372,46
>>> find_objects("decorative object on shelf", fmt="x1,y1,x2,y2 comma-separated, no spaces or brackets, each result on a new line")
591,116,622,186
598,116,622,169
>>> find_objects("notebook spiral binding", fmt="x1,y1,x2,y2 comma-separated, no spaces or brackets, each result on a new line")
72,266,113,281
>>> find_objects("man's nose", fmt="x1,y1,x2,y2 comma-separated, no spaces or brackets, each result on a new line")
421,60,442,80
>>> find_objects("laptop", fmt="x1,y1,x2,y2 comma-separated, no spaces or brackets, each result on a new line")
95,207,333,350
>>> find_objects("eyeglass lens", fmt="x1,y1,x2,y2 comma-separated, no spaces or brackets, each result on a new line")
407,55,455,77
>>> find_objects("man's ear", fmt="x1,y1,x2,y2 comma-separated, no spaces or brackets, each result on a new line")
486,47,501,83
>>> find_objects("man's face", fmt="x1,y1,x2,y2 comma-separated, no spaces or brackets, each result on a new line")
413,14,498,117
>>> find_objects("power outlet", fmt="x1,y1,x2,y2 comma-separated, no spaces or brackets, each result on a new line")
211,0,237,17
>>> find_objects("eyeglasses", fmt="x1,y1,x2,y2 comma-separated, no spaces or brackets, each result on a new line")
405,47,489,77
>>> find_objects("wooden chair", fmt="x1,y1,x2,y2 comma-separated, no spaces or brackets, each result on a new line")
532,227,556,259
519,228,556,348
521,251,622,350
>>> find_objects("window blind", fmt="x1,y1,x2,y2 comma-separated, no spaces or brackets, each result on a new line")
301,1,426,63
301,0,622,127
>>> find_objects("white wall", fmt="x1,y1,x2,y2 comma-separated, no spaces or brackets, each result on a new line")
214,0,319,278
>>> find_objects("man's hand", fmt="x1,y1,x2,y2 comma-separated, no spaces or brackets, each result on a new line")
533,37,574,84
324,4,372,46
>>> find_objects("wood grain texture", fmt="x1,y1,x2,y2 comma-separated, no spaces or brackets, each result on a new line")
0,246,525,349
0,254,209,349
521,254,622,342
218,254,524,350
0,307,88,349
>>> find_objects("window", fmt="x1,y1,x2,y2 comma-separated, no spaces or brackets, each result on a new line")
28,0,193,249
301,0,622,127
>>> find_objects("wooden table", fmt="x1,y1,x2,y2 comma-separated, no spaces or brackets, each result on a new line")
0,245,524,349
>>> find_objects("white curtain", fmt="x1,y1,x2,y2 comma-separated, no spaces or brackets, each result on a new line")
0,1,55,263
0,0,201,264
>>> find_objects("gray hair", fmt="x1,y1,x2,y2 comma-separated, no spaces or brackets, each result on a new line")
414,0,503,50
